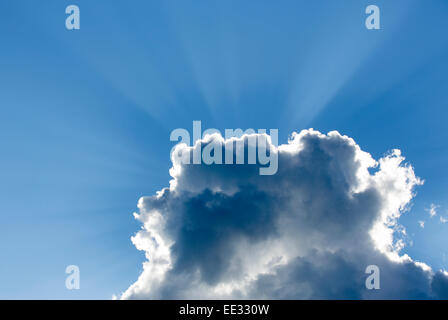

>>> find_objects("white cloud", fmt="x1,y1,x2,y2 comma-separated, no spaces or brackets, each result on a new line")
121,129,448,299
418,221,425,228
440,216,448,224
426,203,439,218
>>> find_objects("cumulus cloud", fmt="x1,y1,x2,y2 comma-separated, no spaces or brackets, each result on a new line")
121,129,448,299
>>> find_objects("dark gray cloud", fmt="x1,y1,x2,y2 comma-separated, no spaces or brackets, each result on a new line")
121,129,448,299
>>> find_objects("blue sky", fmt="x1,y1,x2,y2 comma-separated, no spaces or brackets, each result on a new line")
0,0,447,299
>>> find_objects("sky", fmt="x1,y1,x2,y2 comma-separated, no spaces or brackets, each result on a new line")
0,0,447,299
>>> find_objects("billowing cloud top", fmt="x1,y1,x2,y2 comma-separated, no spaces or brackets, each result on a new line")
121,129,448,299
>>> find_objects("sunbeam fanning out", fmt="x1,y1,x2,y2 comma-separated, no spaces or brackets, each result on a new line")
0,0,448,300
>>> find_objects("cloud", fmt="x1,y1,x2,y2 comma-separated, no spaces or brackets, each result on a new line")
418,221,425,228
121,129,448,299
426,203,439,218
440,216,448,224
